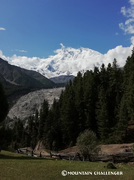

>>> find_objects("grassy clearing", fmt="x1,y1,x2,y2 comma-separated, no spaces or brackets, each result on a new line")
0,151,134,180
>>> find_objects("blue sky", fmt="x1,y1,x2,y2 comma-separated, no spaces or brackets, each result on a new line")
0,0,132,58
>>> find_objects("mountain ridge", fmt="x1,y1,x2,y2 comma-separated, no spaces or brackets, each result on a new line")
0,58,56,105
4,45,132,78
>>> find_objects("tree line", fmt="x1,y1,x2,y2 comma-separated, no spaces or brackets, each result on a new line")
1,50,134,151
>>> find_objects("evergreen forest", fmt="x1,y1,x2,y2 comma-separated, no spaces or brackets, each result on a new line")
1,50,134,151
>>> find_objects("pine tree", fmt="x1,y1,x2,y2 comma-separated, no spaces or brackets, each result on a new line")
126,72,134,120
115,95,129,143
73,72,86,133
96,87,109,142
60,82,78,146
38,99,49,140
43,99,62,150
12,120,24,148
123,49,134,121
107,60,123,130
83,69,99,132
32,110,39,147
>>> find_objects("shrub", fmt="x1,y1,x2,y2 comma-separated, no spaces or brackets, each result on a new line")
76,129,100,161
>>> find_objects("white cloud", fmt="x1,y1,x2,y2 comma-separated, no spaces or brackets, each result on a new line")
7,54,40,70
119,22,134,34
121,6,127,16
103,45,132,67
0,50,7,60
130,0,134,5
131,36,134,44
0,27,6,31
0,45,132,78
16,49,27,53
120,0,134,35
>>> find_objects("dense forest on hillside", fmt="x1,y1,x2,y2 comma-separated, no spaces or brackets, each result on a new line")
1,50,134,151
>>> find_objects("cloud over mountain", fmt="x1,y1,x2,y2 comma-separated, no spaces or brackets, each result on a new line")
0,44,133,78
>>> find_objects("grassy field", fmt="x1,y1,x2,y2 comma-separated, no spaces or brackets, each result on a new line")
0,151,134,180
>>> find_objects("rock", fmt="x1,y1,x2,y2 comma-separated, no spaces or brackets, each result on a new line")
107,163,117,169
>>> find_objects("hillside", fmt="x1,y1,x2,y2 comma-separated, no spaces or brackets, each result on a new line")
50,75,75,84
0,58,56,104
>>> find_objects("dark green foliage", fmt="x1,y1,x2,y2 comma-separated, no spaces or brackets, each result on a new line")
96,60,123,143
96,87,109,141
114,95,129,143
12,120,26,149
60,82,78,146
107,163,117,169
43,99,62,150
0,126,13,150
83,69,99,132
38,100,49,140
0,80,8,123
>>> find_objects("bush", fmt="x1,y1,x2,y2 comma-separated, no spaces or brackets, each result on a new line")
76,129,100,161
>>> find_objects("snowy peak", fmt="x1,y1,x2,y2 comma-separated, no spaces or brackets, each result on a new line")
35,46,103,78
2,45,133,78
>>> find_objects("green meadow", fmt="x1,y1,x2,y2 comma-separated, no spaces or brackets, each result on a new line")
0,151,134,180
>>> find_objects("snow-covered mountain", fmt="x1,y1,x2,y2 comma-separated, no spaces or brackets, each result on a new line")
2,44,133,78
38,46,103,78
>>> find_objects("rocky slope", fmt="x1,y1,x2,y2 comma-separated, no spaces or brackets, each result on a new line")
7,87,64,121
